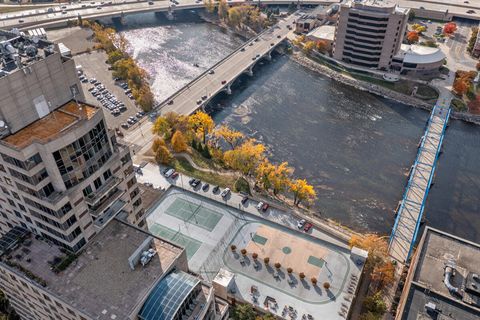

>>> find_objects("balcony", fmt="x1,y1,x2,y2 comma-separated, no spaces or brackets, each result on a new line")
93,199,127,228
85,177,122,206
89,188,125,217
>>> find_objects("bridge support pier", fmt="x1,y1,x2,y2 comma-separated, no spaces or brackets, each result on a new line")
265,52,272,61
226,83,232,95
245,65,254,76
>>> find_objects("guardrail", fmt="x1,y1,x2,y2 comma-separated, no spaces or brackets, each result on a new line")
389,105,451,262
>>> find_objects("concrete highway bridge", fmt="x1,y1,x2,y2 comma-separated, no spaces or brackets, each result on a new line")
0,0,335,29
155,13,297,115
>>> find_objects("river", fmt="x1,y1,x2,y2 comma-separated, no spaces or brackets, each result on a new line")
119,13,480,240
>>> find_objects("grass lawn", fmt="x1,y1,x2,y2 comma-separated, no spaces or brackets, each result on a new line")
309,54,438,101
171,157,237,188
0,5,51,14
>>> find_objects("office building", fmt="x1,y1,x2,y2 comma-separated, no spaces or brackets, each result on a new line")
396,227,480,320
0,29,145,251
333,0,409,69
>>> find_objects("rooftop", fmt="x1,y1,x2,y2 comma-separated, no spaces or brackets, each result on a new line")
1,219,184,320
1,100,98,148
397,44,446,64
400,227,480,319
0,29,58,76
346,0,408,14
307,25,336,41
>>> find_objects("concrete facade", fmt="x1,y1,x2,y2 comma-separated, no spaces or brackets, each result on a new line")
333,0,409,70
0,32,145,252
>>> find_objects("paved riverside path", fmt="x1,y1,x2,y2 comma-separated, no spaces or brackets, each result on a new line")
388,95,451,266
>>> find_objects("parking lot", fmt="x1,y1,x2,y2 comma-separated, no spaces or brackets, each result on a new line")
74,51,145,133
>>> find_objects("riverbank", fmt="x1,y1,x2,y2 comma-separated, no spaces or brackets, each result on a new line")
291,51,435,111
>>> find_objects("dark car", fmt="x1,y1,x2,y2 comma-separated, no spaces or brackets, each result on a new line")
212,185,220,194
202,183,210,191
261,203,269,212
171,172,179,179
188,178,195,185
221,80,227,85
191,179,201,188
240,48,246,52
241,196,249,205
277,35,281,39
303,222,313,232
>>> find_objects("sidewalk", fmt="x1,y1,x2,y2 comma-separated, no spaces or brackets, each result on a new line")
135,161,351,248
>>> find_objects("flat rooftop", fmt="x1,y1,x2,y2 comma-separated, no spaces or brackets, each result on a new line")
0,30,57,76
400,227,480,319
1,219,183,320
2,100,98,148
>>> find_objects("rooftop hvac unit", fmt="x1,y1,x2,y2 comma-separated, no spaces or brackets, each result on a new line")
425,302,437,312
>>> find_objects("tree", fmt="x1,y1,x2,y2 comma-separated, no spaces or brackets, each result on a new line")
152,112,190,140
218,0,229,20
316,40,329,53
363,291,387,316
467,95,480,114
214,125,244,150
289,179,316,206
349,234,390,271
274,262,281,269
408,10,415,21
152,138,166,153
271,162,293,195
230,244,237,252
240,248,247,256
232,304,256,320
255,159,275,190
406,31,419,44
453,78,469,96
204,0,215,13
411,23,426,34
443,22,457,35
303,40,316,54
372,261,395,287
188,111,214,144
477,62,480,71
227,6,243,27
223,139,265,176
171,131,188,153
252,252,258,260
155,146,172,164
323,282,330,290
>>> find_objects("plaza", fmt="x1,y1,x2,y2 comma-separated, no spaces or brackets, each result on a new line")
146,187,366,319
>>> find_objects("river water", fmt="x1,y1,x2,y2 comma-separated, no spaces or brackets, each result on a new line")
119,13,480,240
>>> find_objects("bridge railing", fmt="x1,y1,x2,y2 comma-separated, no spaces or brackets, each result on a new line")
389,105,451,262
152,18,289,114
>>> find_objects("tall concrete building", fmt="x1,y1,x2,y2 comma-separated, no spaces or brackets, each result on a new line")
0,29,145,252
333,0,409,70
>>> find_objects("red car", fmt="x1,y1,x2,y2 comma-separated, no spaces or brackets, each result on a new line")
303,222,313,232
221,80,227,85
261,203,269,212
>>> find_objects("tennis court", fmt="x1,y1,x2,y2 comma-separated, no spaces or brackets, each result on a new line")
165,198,222,232
150,223,202,259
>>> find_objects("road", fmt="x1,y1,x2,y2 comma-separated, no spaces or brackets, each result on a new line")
123,13,297,157
0,0,336,29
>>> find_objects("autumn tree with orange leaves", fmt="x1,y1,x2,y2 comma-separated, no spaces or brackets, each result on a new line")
443,22,457,35
406,31,419,44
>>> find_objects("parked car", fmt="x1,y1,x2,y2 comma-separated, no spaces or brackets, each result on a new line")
297,219,306,229
188,178,195,185
241,196,249,205
202,183,209,191
212,185,220,194
221,188,231,198
303,222,313,232
208,70,215,75
164,169,175,178
192,179,201,188
261,203,269,212
256,202,264,210
171,172,179,179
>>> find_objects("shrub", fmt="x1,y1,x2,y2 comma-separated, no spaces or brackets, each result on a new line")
240,248,247,256
323,282,330,290
274,262,281,269
311,277,317,285
264,257,270,265
252,252,258,259
287,267,293,274
299,272,305,279
230,245,237,252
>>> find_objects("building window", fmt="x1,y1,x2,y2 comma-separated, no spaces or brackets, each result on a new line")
103,169,112,181
52,121,112,189
93,177,102,190
7,199,15,207
82,185,93,197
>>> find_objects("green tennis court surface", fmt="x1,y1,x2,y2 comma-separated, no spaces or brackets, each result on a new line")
252,234,268,245
165,198,222,232
149,223,201,259
307,255,324,268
